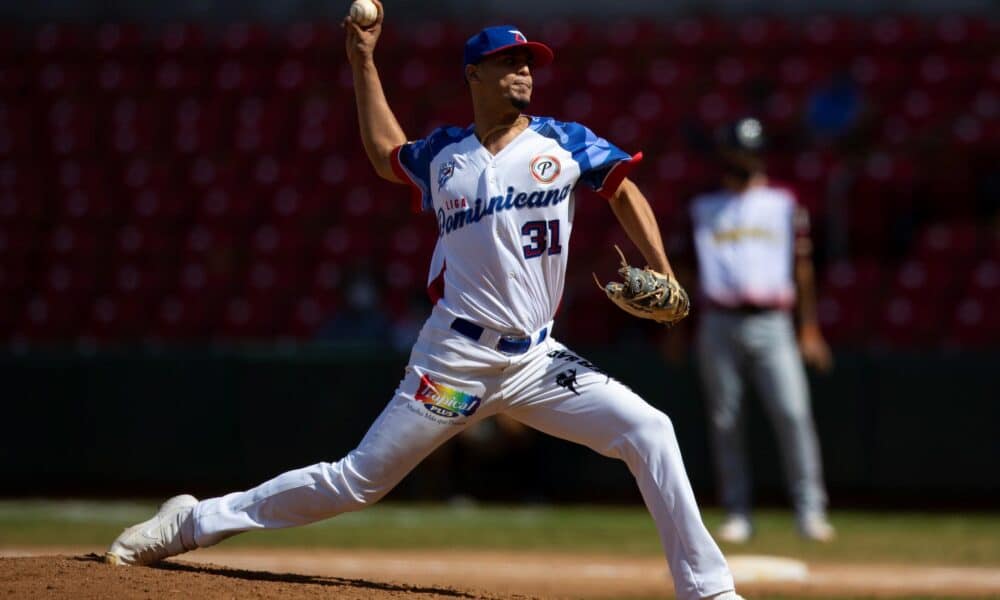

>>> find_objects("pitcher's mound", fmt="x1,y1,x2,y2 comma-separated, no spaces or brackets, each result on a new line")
0,554,533,600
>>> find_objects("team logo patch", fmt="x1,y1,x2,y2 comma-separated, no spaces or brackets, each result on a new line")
509,30,527,43
437,160,456,190
414,374,481,419
530,155,561,183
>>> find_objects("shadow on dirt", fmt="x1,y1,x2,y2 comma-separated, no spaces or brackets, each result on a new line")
76,553,488,598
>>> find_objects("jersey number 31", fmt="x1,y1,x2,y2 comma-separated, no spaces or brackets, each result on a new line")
521,219,563,259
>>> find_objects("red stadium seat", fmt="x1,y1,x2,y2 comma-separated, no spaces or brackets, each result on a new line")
111,262,173,298
157,23,208,56
850,56,907,93
153,59,207,93
660,17,729,54
249,224,307,260
267,184,329,225
914,222,981,261
169,96,224,154
97,60,149,96
149,294,211,341
231,96,289,154
213,59,268,94
800,15,859,55
309,260,344,305
245,259,303,296
889,259,963,304
81,295,149,341
287,294,337,339
115,225,179,264
34,24,88,57
0,259,29,296
34,62,90,96
817,294,869,346
875,295,941,348
46,99,98,156
822,259,884,296
220,23,272,56
696,91,747,127
932,15,993,49
0,101,35,156
0,64,28,96
966,260,1000,297
946,296,1000,348
284,22,338,55
193,185,258,225
215,295,280,340
181,224,245,264
42,261,100,296
0,226,40,262
777,56,832,92
16,293,83,341
645,58,698,90
96,23,145,57
0,191,45,225
863,16,924,52
735,17,795,52
0,295,20,338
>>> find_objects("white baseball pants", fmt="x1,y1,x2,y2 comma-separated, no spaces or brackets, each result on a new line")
192,305,734,600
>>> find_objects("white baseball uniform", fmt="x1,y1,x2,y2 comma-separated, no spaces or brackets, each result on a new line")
691,183,829,522
189,117,735,599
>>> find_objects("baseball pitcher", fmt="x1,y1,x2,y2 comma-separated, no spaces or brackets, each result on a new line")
106,5,742,599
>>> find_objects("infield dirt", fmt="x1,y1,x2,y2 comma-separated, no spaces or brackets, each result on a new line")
5,549,1000,599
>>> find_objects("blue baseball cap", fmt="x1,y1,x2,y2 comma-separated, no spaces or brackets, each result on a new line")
463,25,554,69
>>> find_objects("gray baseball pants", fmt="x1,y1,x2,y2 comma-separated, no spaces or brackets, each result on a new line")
695,309,828,519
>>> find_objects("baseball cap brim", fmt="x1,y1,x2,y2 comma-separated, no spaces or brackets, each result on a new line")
479,41,554,68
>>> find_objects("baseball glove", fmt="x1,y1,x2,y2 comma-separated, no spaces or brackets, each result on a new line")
593,246,691,326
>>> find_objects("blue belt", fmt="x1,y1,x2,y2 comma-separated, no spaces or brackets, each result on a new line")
450,317,548,355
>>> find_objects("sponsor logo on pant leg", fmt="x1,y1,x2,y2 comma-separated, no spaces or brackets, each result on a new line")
555,369,581,395
414,374,482,419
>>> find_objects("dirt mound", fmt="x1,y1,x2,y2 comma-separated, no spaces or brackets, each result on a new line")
5,550,1000,598
0,555,534,600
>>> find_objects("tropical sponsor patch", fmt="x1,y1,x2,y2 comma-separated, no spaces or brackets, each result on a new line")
414,374,481,419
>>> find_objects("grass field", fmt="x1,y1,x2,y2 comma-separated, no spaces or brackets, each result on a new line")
2,500,999,568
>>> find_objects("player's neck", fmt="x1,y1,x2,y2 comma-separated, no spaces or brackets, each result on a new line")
724,172,768,193
474,110,529,154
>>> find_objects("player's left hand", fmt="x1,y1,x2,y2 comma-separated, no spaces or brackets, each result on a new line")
595,246,691,326
798,323,833,372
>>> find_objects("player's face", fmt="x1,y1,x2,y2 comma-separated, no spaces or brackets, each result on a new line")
475,49,534,110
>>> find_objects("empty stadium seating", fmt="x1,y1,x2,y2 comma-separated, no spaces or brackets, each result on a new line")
0,17,996,348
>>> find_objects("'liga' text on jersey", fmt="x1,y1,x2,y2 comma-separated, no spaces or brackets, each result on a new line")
437,184,572,237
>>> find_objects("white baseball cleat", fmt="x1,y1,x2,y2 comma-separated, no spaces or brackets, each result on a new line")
798,513,836,542
104,494,199,566
716,514,752,544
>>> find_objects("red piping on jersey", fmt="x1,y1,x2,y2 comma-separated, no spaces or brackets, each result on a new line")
427,261,446,304
390,145,425,214
598,152,643,200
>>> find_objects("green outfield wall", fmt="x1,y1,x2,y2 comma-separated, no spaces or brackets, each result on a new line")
1,346,997,507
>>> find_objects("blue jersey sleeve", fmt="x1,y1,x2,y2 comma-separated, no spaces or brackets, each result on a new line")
534,119,642,198
391,126,469,213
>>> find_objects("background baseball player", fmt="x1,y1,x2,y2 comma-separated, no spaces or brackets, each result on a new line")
104,3,742,599
691,117,835,543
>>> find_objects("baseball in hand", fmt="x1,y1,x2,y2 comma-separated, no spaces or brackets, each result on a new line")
349,0,378,27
